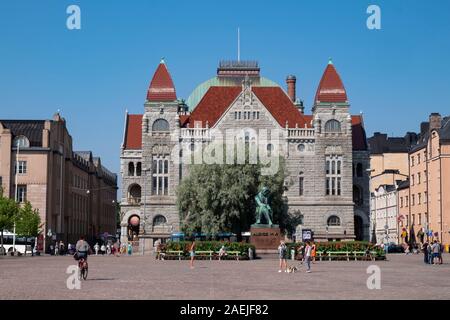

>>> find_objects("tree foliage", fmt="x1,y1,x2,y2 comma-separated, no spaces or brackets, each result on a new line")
176,153,287,237
0,192,19,252
15,201,42,238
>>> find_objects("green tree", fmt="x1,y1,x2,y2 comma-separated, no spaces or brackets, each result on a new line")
176,149,287,238
0,192,19,254
15,202,42,255
15,201,41,237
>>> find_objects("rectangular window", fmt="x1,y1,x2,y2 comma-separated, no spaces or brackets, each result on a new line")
234,112,238,120
299,176,304,196
412,214,415,226
17,185,27,203
406,196,409,207
152,155,169,195
424,191,427,203
15,161,27,174
400,197,403,208
412,195,415,206
418,193,421,204
411,175,414,186
418,173,421,184
411,156,415,166
325,155,342,196
418,154,421,164
418,213,421,225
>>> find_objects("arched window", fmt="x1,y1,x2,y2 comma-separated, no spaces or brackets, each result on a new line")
325,120,341,133
128,162,135,176
13,135,30,148
327,215,341,226
128,184,141,204
153,215,167,226
356,163,363,177
152,119,170,132
136,162,142,176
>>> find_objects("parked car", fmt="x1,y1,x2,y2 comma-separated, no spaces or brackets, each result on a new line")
387,243,404,253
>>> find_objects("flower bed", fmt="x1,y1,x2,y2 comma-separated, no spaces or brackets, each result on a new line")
286,241,386,260
162,241,255,260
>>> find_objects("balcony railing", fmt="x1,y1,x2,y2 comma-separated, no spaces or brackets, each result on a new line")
287,128,315,138
180,128,211,139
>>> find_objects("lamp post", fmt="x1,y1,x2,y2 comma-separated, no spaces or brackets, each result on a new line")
141,167,150,256
367,168,375,243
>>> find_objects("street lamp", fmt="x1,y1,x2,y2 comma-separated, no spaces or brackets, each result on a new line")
366,168,376,243
141,167,151,256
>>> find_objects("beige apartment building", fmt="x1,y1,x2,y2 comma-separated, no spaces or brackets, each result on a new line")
396,113,450,247
367,132,417,192
0,113,117,251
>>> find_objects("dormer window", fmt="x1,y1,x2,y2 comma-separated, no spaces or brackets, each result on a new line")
13,135,30,148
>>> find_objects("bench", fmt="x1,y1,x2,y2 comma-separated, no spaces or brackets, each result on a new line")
195,250,214,260
165,250,183,261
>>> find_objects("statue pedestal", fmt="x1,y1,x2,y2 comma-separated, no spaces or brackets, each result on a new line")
250,225,282,254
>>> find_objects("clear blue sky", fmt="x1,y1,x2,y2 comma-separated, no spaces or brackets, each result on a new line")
1,0,449,178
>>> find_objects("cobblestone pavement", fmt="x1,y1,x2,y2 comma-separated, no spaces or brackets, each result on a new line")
0,253,449,300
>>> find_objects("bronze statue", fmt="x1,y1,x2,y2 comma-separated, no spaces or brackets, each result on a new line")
255,186,274,226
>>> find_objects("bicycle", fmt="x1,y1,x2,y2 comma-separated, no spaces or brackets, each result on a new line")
78,257,88,280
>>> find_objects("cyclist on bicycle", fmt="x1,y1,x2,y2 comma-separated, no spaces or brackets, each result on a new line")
75,236,91,260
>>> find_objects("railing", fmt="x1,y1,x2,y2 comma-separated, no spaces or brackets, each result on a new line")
287,128,315,138
180,128,211,139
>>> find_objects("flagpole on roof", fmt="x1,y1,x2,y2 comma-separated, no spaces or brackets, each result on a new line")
238,27,240,62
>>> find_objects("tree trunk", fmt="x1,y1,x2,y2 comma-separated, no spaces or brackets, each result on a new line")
1,229,3,254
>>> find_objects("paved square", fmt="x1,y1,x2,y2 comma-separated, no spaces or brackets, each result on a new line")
0,254,449,299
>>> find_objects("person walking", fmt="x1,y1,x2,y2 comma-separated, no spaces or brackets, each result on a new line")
422,242,429,264
101,243,106,255
189,241,196,269
304,241,312,273
427,242,433,264
438,241,444,265
311,242,317,263
278,240,287,273
94,243,99,255
431,240,440,265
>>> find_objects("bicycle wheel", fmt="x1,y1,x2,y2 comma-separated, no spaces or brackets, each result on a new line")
82,266,88,280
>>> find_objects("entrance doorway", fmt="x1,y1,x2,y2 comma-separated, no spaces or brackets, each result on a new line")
354,216,364,241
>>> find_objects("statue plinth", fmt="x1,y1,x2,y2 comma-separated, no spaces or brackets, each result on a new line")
250,225,282,253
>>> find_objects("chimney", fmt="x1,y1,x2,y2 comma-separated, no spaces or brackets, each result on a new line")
286,75,296,102
429,113,442,131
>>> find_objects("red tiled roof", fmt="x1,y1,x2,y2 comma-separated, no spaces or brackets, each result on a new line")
351,115,368,150
124,114,142,149
315,63,348,103
183,86,242,127
182,86,310,128
252,87,310,128
146,62,177,102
